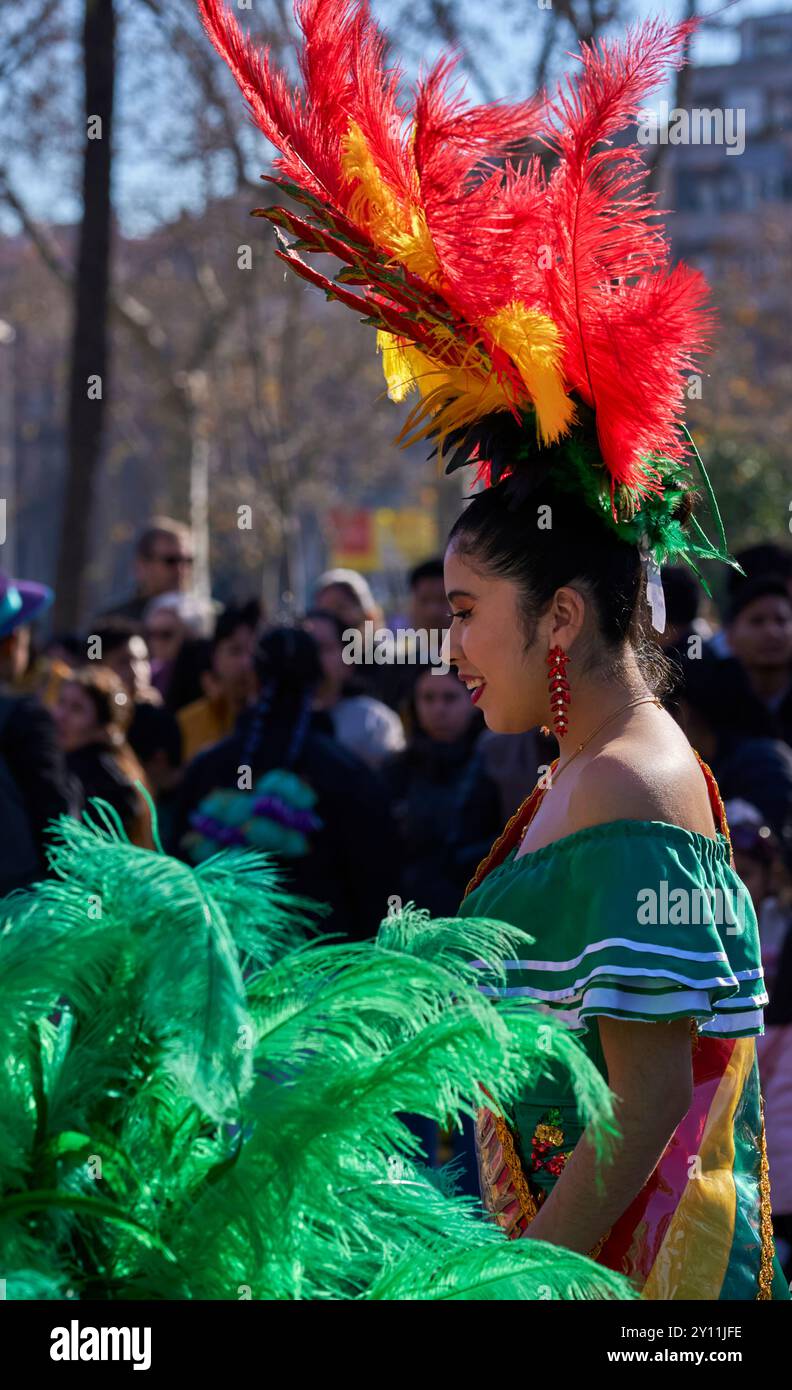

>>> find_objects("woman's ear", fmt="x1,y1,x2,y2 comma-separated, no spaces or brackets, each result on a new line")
549,585,586,646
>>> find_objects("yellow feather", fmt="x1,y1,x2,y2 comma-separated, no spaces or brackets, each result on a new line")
344,131,573,451
379,326,515,449
342,124,407,246
484,303,576,444
341,123,443,288
377,332,420,403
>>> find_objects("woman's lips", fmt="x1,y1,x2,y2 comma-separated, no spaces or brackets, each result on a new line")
456,671,487,704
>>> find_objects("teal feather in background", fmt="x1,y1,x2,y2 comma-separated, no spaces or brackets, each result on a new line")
0,804,632,1301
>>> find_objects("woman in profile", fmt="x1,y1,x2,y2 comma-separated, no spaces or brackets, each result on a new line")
446,479,786,1297
197,0,789,1295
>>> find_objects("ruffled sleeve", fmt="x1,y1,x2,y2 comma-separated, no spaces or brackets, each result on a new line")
462,821,768,1038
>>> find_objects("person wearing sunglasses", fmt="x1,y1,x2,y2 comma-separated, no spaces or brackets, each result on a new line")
98,516,195,626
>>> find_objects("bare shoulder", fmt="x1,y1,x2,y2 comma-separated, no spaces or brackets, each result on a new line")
566,736,719,839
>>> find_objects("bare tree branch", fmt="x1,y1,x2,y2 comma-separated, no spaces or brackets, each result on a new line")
0,1,62,84
645,0,699,193
426,0,499,104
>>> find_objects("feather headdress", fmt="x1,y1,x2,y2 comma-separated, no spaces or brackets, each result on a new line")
197,0,737,591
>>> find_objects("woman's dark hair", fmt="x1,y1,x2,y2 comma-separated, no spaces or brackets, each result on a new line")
65,666,132,740
165,637,212,713
254,625,323,695
304,608,370,697
727,576,792,626
243,626,324,770
211,599,261,651
727,542,792,598
447,477,678,695
304,607,347,645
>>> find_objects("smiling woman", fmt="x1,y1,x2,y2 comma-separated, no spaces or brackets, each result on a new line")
444,480,677,737
194,0,789,1300
441,476,787,1296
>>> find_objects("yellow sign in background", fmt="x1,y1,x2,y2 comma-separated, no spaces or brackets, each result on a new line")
330,503,438,572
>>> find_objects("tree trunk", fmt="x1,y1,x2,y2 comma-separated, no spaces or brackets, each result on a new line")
54,0,116,628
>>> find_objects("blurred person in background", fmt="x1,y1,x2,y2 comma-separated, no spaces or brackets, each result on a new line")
660,565,715,656
42,633,84,672
660,565,714,717
727,800,792,1278
95,623,184,808
100,517,195,626
410,557,451,634
127,703,183,846
53,667,153,847
303,608,405,769
378,557,451,716
0,572,78,893
164,637,212,715
674,577,792,756
726,578,792,744
382,662,501,1194
96,622,160,704
478,725,559,823
312,567,400,709
381,665,501,918
0,569,72,706
313,567,383,631
709,543,792,660
144,591,215,701
677,655,792,845
178,600,260,762
171,626,398,941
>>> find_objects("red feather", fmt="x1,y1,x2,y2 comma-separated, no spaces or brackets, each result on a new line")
540,17,711,485
411,55,549,320
196,0,359,204
197,2,714,497
347,5,416,207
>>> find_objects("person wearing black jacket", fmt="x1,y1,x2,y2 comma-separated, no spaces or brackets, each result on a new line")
381,664,502,1191
685,578,792,747
0,570,79,894
381,666,502,917
170,627,398,942
0,693,79,893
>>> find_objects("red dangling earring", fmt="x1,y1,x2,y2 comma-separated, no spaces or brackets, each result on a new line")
540,645,570,740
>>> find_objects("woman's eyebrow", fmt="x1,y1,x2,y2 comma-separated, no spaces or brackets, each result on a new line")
447,589,477,603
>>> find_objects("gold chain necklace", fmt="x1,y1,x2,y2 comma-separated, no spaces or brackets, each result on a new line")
521,694,662,841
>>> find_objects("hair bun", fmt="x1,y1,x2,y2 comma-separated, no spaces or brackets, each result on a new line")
671,490,695,528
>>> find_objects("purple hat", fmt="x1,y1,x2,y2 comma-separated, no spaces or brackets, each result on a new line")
0,571,54,640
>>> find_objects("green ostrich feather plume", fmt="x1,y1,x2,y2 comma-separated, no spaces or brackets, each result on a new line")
0,807,634,1302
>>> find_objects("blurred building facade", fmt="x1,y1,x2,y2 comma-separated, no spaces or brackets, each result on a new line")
662,11,792,281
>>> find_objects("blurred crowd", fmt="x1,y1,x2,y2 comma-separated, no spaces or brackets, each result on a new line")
2,518,792,1257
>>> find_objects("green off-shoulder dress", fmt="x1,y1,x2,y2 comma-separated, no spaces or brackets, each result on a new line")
459,812,791,1300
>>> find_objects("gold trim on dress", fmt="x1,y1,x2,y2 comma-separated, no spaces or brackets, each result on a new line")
493,1113,541,1226
757,1097,775,1300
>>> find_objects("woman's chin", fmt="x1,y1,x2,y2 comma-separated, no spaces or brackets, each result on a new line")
482,708,525,735
481,701,537,736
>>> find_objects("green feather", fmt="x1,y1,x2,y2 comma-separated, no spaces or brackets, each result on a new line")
369,1241,635,1301
0,811,631,1301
